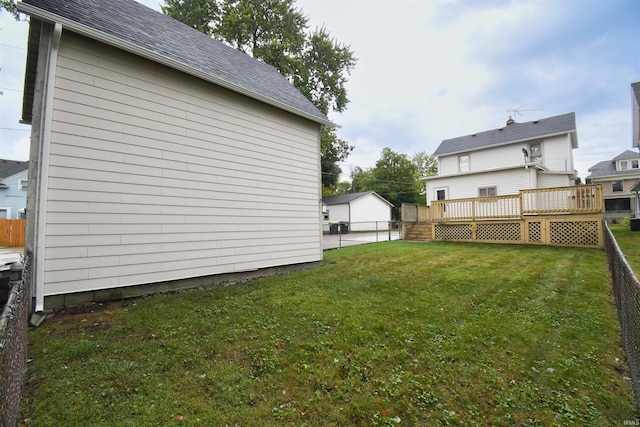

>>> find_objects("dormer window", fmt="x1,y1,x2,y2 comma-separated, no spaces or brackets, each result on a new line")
618,159,638,171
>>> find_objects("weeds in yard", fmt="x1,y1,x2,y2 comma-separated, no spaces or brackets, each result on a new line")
22,241,636,425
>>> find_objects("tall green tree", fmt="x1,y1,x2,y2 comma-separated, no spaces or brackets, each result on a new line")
162,0,356,191
412,150,438,177
162,0,219,34
347,148,422,218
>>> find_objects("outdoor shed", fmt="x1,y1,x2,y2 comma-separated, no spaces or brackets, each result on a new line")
322,191,393,232
18,0,331,311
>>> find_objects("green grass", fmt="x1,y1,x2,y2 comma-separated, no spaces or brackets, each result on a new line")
609,223,640,274
22,241,635,425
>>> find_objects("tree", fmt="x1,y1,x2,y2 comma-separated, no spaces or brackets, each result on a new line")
412,151,438,177
347,148,422,219
1,0,19,18
162,0,356,191
162,0,219,34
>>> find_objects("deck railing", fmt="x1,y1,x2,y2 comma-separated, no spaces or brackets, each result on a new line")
426,184,603,222
401,204,430,222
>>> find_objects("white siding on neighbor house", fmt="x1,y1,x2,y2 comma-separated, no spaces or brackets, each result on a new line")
437,134,575,178
439,144,528,176
42,32,321,296
540,135,574,172
426,168,529,204
537,173,571,188
349,196,392,231
326,204,349,223
438,155,460,176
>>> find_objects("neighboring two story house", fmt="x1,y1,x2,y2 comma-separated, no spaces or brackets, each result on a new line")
586,151,640,222
0,159,29,219
424,113,578,205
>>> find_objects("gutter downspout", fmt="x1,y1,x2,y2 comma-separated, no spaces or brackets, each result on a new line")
34,23,62,312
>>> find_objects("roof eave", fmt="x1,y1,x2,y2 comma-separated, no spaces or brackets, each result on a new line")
17,1,334,127
435,129,576,158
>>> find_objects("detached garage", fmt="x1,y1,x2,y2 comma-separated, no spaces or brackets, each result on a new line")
18,0,331,311
322,191,393,232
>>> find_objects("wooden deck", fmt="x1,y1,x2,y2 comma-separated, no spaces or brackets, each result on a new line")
402,185,605,249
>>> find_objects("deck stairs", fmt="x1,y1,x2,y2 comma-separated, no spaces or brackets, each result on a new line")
404,221,433,241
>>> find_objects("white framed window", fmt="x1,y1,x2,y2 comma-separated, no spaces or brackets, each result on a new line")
529,143,542,164
19,179,28,190
478,186,497,197
632,160,639,169
619,160,629,171
612,181,624,192
458,155,469,172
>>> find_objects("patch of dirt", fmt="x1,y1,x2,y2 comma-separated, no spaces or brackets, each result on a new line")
48,300,124,322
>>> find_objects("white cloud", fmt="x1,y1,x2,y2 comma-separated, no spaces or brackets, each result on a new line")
1,0,637,182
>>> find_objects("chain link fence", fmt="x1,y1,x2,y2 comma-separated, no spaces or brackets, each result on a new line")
1,253,30,427
323,221,401,250
604,223,640,411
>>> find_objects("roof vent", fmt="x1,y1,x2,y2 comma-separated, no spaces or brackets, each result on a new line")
506,116,515,126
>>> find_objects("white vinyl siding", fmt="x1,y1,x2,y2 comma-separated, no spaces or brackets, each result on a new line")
348,195,392,231
537,173,572,188
426,169,529,204
541,135,573,172
42,32,321,295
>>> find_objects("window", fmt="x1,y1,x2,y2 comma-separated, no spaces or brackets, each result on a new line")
19,180,28,190
619,160,628,171
605,198,631,211
632,160,639,169
478,186,496,197
612,181,624,192
436,189,446,201
458,155,469,172
529,143,542,164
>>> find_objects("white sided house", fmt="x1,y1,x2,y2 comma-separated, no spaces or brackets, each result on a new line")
424,113,578,205
586,150,640,222
18,0,332,311
322,192,393,232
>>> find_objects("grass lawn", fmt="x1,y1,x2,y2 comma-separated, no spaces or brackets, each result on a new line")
609,223,640,274
22,241,635,425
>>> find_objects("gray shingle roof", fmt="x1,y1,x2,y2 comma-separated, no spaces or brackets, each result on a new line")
586,150,640,179
633,82,640,105
433,112,577,157
323,191,393,207
18,0,330,126
0,159,29,180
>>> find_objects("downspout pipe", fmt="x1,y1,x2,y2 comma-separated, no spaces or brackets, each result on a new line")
34,22,62,312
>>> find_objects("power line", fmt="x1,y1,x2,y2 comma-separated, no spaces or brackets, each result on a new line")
0,43,26,50
0,127,30,131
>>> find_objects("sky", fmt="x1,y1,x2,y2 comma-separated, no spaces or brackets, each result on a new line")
1,0,639,181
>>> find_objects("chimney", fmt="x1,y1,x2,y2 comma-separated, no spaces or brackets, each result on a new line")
506,116,515,126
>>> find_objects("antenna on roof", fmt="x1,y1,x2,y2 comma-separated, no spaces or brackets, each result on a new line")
506,106,543,120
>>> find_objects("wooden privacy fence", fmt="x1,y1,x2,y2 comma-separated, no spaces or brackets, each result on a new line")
0,220,26,247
